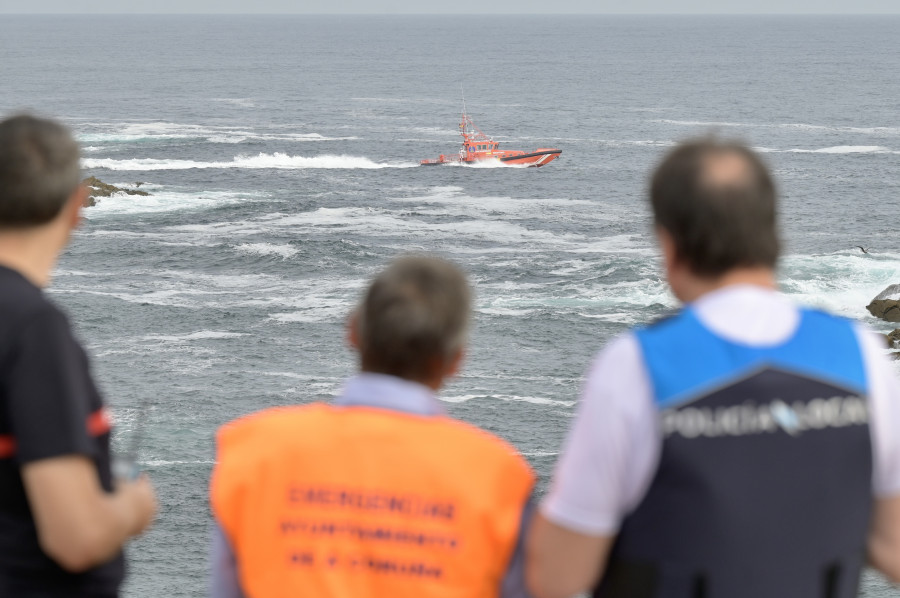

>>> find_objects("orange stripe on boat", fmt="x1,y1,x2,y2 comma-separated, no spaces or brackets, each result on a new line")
0,435,16,459
86,407,112,436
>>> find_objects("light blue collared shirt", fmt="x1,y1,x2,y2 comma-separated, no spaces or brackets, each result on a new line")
211,373,532,598
334,372,446,416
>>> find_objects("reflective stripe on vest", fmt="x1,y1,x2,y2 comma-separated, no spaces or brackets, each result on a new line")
0,406,112,460
595,308,873,598
211,403,534,598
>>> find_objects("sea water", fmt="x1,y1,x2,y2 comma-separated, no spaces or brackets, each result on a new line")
1,14,899,597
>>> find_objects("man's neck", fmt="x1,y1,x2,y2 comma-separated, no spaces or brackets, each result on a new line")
0,229,62,288
676,267,777,304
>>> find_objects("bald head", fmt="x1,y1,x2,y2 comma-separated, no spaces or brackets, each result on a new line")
650,139,779,277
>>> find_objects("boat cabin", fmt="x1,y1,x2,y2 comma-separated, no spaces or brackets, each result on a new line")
466,141,499,153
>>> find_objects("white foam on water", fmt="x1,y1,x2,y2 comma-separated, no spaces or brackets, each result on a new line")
139,331,246,342
54,269,291,309
567,234,657,255
439,394,575,407
83,153,416,171
779,252,900,321
235,243,299,260
549,260,604,276
521,451,560,457
392,186,597,220
477,276,675,319
654,119,900,136
163,221,269,238
211,97,256,107
54,287,213,309
477,307,537,317
268,307,350,323
258,371,344,382
459,159,528,169
140,460,215,467
263,206,583,246
78,121,358,144
578,312,646,324
786,145,891,154
162,269,284,289
53,268,116,277
83,189,256,216
653,118,751,128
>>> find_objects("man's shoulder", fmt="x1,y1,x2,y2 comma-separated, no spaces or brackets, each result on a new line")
632,309,690,343
0,266,68,334
0,271,74,367
218,403,327,442
0,267,56,320
215,403,535,485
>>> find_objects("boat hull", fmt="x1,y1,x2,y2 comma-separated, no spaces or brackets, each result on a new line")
420,148,561,167
499,149,561,167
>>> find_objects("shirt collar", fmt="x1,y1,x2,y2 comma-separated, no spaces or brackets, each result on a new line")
334,372,446,417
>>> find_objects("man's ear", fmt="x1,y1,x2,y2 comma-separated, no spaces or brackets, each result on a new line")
443,348,465,379
656,226,678,272
346,310,361,351
64,185,88,230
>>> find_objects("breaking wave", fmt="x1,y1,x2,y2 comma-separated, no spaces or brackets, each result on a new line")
83,153,418,171
76,121,357,144
654,119,900,136
787,145,893,154
234,243,299,260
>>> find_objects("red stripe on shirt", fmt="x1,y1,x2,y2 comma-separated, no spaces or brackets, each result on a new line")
0,435,16,459
0,407,111,459
86,407,112,437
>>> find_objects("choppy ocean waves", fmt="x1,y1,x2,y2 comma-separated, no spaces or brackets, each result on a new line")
780,251,900,324
653,118,900,136
83,153,418,170
71,181,900,333
76,121,358,144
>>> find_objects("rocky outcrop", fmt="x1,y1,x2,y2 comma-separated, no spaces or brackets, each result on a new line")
82,176,150,207
886,329,900,349
866,285,900,322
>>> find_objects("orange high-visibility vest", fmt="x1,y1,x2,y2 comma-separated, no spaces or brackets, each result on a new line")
210,403,535,598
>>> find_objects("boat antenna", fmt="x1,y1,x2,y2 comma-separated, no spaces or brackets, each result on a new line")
461,84,466,116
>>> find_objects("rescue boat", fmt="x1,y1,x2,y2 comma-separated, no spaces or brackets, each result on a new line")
420,110,561,168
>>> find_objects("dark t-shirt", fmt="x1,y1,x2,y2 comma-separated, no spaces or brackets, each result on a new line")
0,266,124,597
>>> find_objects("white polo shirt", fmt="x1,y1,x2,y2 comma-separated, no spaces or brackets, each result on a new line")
541,285,900,536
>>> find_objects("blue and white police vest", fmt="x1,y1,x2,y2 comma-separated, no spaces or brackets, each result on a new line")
594,307,872,598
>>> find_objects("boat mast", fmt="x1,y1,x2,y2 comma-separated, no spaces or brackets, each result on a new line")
458,86,489,142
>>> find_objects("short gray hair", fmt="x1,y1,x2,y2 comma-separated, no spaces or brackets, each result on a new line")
0,114,81,227
357,255,471,382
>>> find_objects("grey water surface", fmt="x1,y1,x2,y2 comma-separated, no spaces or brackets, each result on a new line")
1,14,899,597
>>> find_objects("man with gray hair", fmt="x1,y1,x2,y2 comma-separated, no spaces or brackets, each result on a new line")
527,139,900,598
0,114,157,596
210,255,535,598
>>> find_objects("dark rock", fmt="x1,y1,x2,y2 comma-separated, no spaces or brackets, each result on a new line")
887,329,900,349
890,352,900,361
868,301,900,322
874,284,900,301
82,176,150,207
866,285,900,322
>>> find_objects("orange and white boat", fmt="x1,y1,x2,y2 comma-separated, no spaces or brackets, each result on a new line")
420,109,561,167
